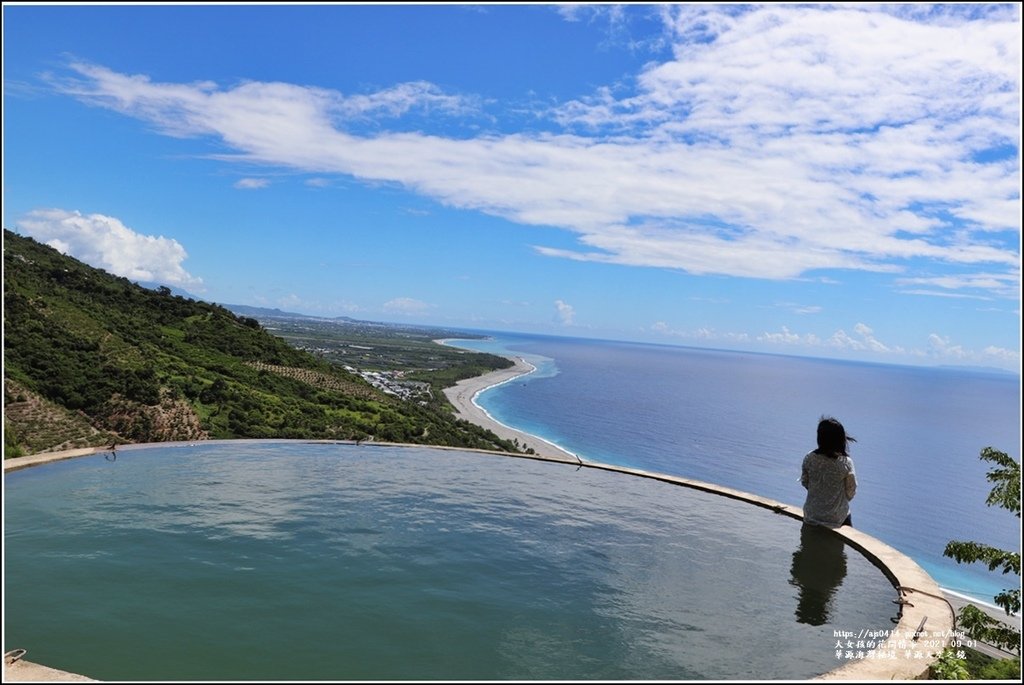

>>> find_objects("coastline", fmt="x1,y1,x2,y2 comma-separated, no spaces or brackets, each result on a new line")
437,341,579,463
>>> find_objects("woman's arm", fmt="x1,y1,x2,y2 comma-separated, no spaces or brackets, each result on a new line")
844,467,857,501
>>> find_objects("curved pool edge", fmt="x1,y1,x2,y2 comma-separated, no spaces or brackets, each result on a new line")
579,460,955,680
4,446,108,473
4,657,97,682
4,440,953,681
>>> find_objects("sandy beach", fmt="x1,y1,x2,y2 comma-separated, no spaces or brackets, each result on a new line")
440,351,579,463
940,590,1021,659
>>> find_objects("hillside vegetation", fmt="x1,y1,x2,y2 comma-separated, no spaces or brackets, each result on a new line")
231,312,518,412
3,229,519,457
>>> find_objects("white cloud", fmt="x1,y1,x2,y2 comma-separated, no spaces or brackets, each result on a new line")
759,326,821,346
777,302,823,315
383,297,432,315
553,3,635,42
234,177,270,189
852,323,892,353
555,4,587,22
337,81,480,119
829,329,864,350
898,289,993,300
651,321,751,343
15,208,202,288
917,334,1020,367
651,318,1014,368
50,4,1020,296
749,321,899,353
927,333,968,360
829,323,896,353
770,327,804,344
896,271,1019,299
981,345,1019,363
554,299,575,326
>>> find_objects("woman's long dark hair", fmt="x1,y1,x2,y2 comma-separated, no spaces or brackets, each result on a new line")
816,416,856,458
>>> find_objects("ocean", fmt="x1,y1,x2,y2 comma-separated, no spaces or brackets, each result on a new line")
445,332,1021,608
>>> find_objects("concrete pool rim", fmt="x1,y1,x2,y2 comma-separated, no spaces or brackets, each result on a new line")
3,439,955,681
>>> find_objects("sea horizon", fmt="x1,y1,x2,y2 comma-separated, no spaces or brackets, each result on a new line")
448,327,1021,379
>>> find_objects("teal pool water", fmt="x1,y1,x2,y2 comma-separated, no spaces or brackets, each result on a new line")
4,442,898,680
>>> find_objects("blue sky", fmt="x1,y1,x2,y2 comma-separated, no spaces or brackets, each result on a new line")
3,3,1021,371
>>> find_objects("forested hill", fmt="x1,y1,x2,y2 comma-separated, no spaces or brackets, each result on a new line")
3,229,518,457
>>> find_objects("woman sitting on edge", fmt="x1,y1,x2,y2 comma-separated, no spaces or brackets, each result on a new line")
800,416,857,528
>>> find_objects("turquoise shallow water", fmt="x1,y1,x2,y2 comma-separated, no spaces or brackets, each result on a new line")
5,442,898,681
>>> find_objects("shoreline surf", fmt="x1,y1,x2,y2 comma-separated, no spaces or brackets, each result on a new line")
436,338,579,463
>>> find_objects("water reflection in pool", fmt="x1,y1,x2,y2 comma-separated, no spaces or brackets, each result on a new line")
4,442,898,680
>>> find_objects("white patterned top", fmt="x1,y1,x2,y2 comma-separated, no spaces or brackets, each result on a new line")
800,450,857,528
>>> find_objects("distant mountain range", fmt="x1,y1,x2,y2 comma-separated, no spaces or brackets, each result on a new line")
134,284,362,324
935,364,1018,377
218,303,489,342
220,303,360,323
134,280,205,301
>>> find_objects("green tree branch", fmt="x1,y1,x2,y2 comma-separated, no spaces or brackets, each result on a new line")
943,447,1021,655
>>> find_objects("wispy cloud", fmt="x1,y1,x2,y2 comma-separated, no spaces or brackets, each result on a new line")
650,321,751,343
337,80,481,120
776,302,823,315
48,4,1019,297
653,319,1017,367
555,4,590,23
383,297,433,315
759,326,822,347
234,177,270,189
896,271,1019,299
15,208,202,288
553,3,654,52
898,289,993,300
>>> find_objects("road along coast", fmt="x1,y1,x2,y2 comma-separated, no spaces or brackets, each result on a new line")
440,353,579,464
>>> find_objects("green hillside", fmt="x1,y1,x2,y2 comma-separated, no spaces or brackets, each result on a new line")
2,229,519,457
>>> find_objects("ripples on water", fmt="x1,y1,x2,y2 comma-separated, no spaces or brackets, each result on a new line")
5,443,897,681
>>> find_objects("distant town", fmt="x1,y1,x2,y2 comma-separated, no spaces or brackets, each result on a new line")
226,305,507,408
342,366,433,403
